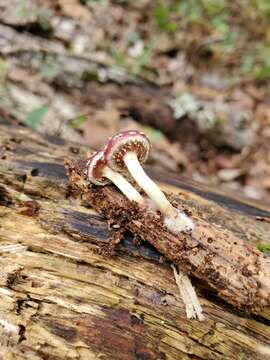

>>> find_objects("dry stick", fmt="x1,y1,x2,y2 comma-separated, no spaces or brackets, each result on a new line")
172,264,204,321
172,265,194,319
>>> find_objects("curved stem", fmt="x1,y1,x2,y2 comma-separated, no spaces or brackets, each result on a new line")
123,152,194,233
124,152,175,215
102,166,144,205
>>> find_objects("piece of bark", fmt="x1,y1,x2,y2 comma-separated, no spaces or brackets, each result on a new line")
1,120,270,360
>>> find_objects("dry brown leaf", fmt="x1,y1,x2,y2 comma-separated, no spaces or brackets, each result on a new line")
58,0,91,20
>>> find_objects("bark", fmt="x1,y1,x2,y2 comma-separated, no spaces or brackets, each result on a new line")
0,119,270,360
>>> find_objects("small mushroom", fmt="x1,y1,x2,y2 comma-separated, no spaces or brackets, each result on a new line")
86,150,144,204
104,130,193,233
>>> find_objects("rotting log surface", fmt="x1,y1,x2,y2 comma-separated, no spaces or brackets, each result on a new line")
66,159,270,312
0,119,270,360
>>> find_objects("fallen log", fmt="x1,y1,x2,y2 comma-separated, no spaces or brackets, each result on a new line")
66,156,270,313
0,119,270,360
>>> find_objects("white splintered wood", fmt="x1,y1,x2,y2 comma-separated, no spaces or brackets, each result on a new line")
172,264,204,321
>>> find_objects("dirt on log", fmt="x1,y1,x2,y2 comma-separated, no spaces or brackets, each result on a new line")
0,119,270,360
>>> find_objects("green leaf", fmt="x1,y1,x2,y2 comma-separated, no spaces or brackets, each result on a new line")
69,115,88,129
25,105,49,128
154,4,177,33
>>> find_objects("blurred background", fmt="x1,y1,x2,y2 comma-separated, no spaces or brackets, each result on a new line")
0,0,270,203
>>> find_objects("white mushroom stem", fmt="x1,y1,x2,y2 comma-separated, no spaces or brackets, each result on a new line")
172,264,204,321
123,152,193,233
102,166,144,205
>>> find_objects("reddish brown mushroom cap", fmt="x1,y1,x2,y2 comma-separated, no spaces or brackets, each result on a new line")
86,151,110,186
104,130,151,171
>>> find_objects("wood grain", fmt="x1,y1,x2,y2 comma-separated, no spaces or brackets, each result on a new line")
0,119,270,360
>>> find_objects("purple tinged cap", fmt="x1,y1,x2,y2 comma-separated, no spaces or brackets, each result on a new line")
86,150,110,186
104,130,151,171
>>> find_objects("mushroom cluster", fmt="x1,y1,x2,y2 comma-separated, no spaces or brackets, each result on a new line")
86,150,144,205
85,129,194,235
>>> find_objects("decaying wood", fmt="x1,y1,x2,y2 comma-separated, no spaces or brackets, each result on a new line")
66,155,270,313
1,119,270,359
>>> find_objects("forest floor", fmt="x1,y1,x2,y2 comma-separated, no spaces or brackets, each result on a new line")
0,0,270,203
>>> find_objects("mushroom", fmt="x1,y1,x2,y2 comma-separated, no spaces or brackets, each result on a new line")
104,130,193,234
86,150,144,205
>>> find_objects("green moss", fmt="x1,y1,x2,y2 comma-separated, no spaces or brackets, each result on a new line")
257,243,270,253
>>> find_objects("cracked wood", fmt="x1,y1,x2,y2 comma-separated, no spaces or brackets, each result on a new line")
0,120,270,360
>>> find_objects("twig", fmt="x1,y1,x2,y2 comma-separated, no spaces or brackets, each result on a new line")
171,264,204,321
